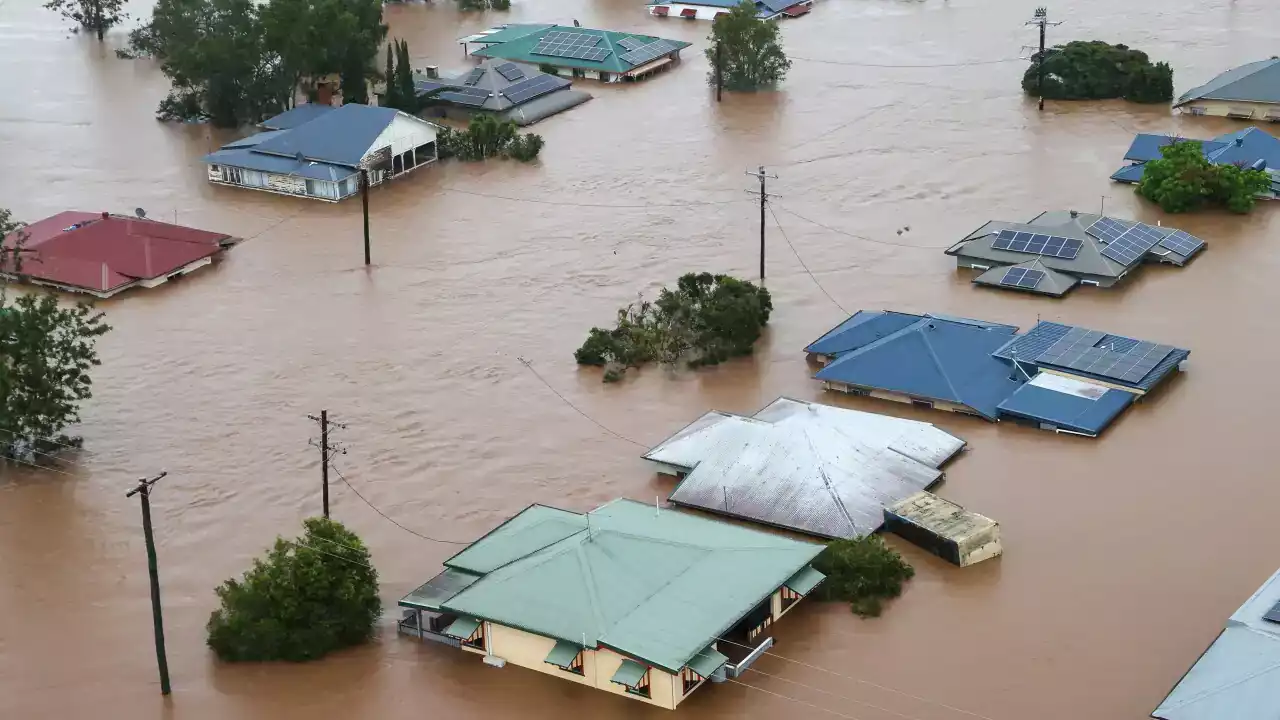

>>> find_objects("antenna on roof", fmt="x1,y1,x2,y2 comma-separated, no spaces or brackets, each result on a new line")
135,207,147,219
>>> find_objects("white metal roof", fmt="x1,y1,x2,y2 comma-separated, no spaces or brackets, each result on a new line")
646,397,966,538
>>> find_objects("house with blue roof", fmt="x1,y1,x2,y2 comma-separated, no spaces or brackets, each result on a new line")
806,311,1190,437
202,103,439,202
1111,127,1280,200
647,0,812,21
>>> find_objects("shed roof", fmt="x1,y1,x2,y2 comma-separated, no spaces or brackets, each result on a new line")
428,498,823,674
1175,57,1280,106
995,372,1135,436
252,104,400,167
649,397,966,538
399,567,481,611
885,491,997,544
469,25,691,74
1152,567,1280,719
993,321,1189,392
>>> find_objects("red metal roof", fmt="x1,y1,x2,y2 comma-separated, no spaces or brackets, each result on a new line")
1,212,231,295
680,7,697,16
783,3,811,16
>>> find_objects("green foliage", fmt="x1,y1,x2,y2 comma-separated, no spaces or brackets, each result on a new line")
574,273,772,381
811,536,915,618
381,39,417,112
44,0,125,40
704,0,791,91
437,115,543,162
1022,40,1173,103
206,517,381,662
1136,139,1272,214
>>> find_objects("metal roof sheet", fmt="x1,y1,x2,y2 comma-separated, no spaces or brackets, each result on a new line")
443,616,481,639
544,639,581,668
804,310,924,356
469,24,691,73
996,374,1135,436
784,566,826,596
203,147,357,181
611,659,648,687
259,103,336,130
687,645,728,678
651,397,966,538
972,258,1079,297
253,104,400,167
398,567,481,611
1176,57,1280,105
993,321,1189,392
948,211,1132,278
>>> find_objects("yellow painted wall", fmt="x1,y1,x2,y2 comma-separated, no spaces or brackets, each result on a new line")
1182,99,1279,119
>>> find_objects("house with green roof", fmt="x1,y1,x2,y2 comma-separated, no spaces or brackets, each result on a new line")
397,498,825,709
458,24,692,83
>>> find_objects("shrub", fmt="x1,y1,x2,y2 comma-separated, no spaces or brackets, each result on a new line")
206,517,380,662
505,132,544,162
811,536,914,618
1023,40,1173,103
436,115,542,162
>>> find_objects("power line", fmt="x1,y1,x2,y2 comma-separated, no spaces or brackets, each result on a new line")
0,428,95,471
328,463,472,546
728,678,864,720
745,666,930,720
285,539,376,569
0,425,99,455
515,356,648,448
767,203,848,314
441,186,751,210
2,453,78,477
774,205,953,250
790,55,1022,69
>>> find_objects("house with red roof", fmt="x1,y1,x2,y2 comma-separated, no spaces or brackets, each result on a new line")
1,211,236,298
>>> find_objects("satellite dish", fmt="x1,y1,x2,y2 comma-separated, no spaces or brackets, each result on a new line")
135,208,147,219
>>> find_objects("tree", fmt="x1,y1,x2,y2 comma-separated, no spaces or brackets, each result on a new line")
810,536,914,618
395,39,416,112
704,0,790,91
383,42,400,109
0,210,111,460
435,115,544,162
45,0,125,41
1137,139,1272,214
457,0,510,9
206,517,381,662
1022,40,1173,103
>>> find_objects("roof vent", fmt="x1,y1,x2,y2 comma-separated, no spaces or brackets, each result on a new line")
1236,136,1245,146
1069,209,1078,217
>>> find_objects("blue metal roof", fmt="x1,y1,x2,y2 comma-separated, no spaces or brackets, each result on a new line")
815,317,1023,420
260,103,336,130
220,130,287,150
997,381,1134,436
1111,164,1147,183
993,321,1189,392
1206,126,1280,169
202,147,357,182
253,104,399,167
804,310,924,356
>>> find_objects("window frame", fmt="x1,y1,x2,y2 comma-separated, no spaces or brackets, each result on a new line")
624,668,652,698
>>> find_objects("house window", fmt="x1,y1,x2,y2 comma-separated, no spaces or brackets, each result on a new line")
461,622,486,651
912,399,934,409
848,386,871,397
567,650,585,676
626,668,651,698
781,585,802,613
681,666,702,695
224,167,243,184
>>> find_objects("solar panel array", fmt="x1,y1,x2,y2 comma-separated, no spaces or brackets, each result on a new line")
992,229,1083,259
438,87,490,108
532,30,609,61
462,68,485,86
494,62,525,82
999,267,1045,289
1034,326,1174,385
1159,229,1206,257
618,39,678,66
1085,216,1131,244
1264,599,1280,624
1100,222,1166,265
501,74,562,105
617,37,645,51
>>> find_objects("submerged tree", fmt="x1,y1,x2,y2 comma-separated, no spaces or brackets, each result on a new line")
810,536,915,618
1137,140,1272,214
457,0,510,10
45,0,126,41
436,115,543,162
206,517,380,662
704,0,791,91
1023,40,1173,103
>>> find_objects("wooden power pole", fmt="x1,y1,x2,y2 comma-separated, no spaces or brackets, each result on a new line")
1026,7,1061,112
126,471,171,696
308,411,346,518
745,166,778,281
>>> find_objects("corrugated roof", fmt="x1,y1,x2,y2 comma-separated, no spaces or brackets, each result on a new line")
650,397,966,538
993,321,1189,392
784,566,826,596
203,147,357,181
885,491,997,543
1175,57,1280,106
995,373,1135,436
430,499,822,674
687,645,728,677
469,25,691,74
259,103,336,130
253,104,400,167
1152,567,1280,719
948,210,1130,279
972,258,1079,297
463,23,555,46
805,310,924,356
815,317,1023,419
419,59,574,113
398,567,481,611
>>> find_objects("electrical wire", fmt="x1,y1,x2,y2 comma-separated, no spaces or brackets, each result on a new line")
774,204,954,250
790,55,1023,69
328,463,472,546
515,356,648,448
728,678,865,720
767,202,848,314
284,539,376,569
745,666,929,720
1,453,78,477
441,186,753,209
0,425,99,455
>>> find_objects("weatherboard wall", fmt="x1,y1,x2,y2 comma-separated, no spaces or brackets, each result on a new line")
821,381,988,418
1180,99,1280,119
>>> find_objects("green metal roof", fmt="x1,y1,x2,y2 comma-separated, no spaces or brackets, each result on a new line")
544,639,581,669
399,568,481,611
687,645,728,678
467,24,554,45
436,498,823,674
470,25,692,74
611,659,648,688
784,566,826,596
443,616,480,640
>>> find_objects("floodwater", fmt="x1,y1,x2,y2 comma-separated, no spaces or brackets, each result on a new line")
2,0,1279,717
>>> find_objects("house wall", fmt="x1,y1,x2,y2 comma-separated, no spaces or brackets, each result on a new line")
207,164,351,202
365,112,438,159
650,3,780,20
1181,99,1280,120
823,382,987,418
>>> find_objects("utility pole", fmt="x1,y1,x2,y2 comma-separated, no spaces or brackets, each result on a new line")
715,42,723,102
745,166,778,281
360,169,371,266
126,471,171,696
307,412,346,519
1025,7,1061,112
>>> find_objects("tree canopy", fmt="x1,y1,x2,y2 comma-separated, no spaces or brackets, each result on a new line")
0,209,111,460
436,115,545,162
1023,40,1173,103
705,0,791,91
45,0,125,40
810,536,914,617
206,517,381,662
1136,140,1272,214
574,272,772,381
381,39,418,113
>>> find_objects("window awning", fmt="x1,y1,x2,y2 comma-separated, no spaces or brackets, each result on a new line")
443,616,481,640
680,7,697,17
784,565,826,596
611,659,648,688
653,5,669,15
544,639,581,669
783,3,811,16
686,645,728,678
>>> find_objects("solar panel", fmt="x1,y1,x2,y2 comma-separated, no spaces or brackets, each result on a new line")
494,62,525,82
462,68,485,86
999,267,1045,289
1086,216,1131,244
1034,327,1173,384
617,37,645,51
1158,229,1205,257
532,31,604,59
437,87,490,108
618,39,678,66
501,74,563,105
1265,600,1280,624
1100,222,1165,265
992,229,1083,259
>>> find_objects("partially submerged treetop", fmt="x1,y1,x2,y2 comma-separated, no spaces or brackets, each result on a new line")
704,0,791,91
1137,139,1272,214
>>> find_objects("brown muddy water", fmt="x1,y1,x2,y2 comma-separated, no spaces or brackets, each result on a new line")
2,0,1279,718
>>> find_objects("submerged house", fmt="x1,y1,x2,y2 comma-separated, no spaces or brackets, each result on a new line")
1152,567,1280,719
945,210,1206,297
202,103,438,202
647,0,812,20
0,211,235,298
398,498,824,709
460,24,691,83
1173,57,1280,120
807,311,1189,437
415,59,591,126
1111,127,1280,200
